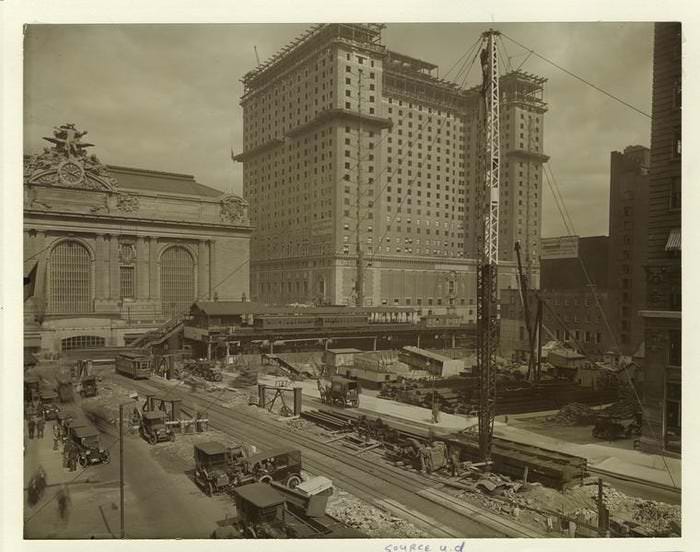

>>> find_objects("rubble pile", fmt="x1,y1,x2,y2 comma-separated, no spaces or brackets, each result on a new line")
631,499,681,534
326,489,428,538
547,403,596,425
590,486,681,535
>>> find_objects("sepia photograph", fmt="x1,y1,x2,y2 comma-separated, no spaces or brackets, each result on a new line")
2,3,690,548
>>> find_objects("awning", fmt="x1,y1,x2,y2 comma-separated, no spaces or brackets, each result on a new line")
665,228,681,252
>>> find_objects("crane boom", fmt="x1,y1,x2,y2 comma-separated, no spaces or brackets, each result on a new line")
514,240,536,380
476,30,501,464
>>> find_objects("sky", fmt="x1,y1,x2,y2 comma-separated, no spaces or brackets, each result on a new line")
23,22,654,238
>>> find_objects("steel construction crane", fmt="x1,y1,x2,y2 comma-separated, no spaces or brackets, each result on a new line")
476,30,501,463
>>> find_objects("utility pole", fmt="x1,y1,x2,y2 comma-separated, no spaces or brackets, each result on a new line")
476,29,501,464
355,68,365,307
119,403,125,539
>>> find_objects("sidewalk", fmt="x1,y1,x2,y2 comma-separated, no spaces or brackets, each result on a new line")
302,382,681,489
23,420,123,538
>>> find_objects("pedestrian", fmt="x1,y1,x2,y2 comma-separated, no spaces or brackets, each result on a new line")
69,446,78,471
37,415,46,439
28,417,36,439
57,485,71,522
53,434,60,451
432,397,440,424
62,441,70,468
450,449,460,477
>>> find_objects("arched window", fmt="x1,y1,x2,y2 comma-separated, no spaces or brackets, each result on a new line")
48,240,92,313
61,335,105,351
160,246,194,318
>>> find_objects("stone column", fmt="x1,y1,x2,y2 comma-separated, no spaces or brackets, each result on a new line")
149,237,160,301
94,234,107,300
198,240,210,300
136,236,148,299
108,234,120,299
208,240,216,300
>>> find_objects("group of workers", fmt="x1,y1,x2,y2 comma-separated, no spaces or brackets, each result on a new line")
25,404,47,440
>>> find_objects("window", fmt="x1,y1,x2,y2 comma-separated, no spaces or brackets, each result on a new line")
48,240,92,313
672,129,681,159
668,329,681,367
670,176,681,210
160,246,195,318
120,266,135,299
61,335,105,351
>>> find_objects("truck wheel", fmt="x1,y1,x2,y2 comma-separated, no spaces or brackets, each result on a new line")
286,474,302,489
148,434,157,445
79,455,88,468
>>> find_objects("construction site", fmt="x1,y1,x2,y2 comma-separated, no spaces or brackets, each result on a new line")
21,22,682,542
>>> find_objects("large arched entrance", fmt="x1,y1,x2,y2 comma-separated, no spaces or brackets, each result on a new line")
160,246,195,318
48,240,92,313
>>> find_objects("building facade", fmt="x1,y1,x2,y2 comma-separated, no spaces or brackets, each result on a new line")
500,287,617,361
640,23,682,455
24,124,251,354
500,235,616,360
609,145,650,355
236,24,547,317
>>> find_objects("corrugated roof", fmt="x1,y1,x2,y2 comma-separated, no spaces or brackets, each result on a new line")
107,165,224,198
665,228,681,251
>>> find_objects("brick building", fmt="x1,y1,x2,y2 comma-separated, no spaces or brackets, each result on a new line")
235,24,547,317
500,235,616,360
24,124,251,354
639,23,682,455
609,145,650,355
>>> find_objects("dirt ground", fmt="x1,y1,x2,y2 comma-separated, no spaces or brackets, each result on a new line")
509,415,638,450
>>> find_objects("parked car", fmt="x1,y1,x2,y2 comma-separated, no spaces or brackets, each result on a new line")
39,390,60,420
228,448,303,490
193,441,247,495
140,410,175,445
70,425,110,466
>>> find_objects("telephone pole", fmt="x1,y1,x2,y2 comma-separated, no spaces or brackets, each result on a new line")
355,68,365,307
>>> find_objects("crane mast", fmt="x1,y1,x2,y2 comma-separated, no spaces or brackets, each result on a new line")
476,30,500,463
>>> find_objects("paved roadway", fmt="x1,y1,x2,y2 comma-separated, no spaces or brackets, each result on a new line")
23,414,233,539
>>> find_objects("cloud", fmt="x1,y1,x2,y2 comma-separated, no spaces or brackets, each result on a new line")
24,22,654,234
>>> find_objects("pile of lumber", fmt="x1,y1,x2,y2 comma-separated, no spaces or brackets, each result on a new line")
547,403,597,425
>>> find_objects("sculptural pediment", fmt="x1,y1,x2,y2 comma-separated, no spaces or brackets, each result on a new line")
219,193,249,224
24,123,118,191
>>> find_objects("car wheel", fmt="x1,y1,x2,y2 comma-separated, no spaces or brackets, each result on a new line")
258,475,272,484
286,474,302,489
79,455,88,468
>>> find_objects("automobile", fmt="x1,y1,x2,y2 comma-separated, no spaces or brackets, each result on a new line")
79,375,98,398
39,390,60,420
69,425,110,466
229,448,303,490
140,410,175,445
193,441,247,496
24,375,41,403
318,376,361,408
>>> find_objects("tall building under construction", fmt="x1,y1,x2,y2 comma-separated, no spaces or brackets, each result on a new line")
235,24,548,315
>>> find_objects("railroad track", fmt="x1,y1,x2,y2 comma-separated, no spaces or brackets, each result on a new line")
109,374,542,538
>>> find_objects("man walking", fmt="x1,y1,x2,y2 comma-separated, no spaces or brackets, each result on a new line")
36,414,46,439
28,417,36,440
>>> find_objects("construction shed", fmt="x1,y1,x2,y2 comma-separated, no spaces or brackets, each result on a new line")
399,346,464,378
